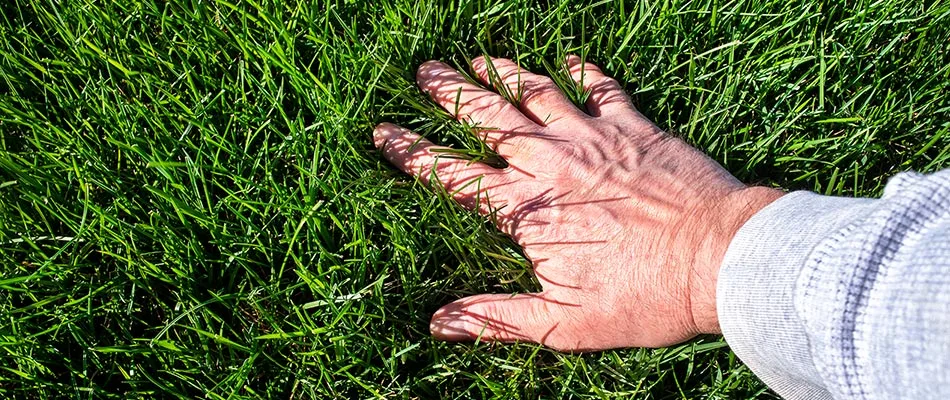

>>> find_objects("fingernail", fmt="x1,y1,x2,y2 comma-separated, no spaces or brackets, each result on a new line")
373,123,396,149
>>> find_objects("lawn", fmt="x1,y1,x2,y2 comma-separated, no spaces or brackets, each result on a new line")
1,0,948,398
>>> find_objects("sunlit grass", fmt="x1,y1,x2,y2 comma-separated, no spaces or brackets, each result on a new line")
1,0,947,397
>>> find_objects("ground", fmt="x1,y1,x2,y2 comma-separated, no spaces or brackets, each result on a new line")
1,0,948,398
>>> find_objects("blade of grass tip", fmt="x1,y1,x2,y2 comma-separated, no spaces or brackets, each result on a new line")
474,48,518,106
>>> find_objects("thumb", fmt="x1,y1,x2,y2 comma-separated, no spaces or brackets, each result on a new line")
429,293,572,348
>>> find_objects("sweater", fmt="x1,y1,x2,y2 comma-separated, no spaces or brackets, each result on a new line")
718,170,950,399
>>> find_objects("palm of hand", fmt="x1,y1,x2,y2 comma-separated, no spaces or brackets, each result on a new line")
375,56,780,351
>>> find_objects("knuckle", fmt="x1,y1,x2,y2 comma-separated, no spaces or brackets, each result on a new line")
600,76,621,88
524,82,565,107
500,68,524,84
535,75,556,87
529,78,558,95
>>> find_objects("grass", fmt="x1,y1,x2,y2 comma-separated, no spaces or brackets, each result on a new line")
1,0,948,398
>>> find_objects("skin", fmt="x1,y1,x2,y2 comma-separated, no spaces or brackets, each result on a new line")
374,56,784,352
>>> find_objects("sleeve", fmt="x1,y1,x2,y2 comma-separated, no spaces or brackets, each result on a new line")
717,170,950,400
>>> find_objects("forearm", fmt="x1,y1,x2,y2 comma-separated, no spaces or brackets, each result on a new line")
718,170,950,399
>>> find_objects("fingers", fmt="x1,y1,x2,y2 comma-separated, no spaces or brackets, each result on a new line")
374,123,513,212
471,56,588,127
417,61,539,158
430,293,575,350
565,55,638,119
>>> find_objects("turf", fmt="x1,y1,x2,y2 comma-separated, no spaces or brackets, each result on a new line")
1,0,948,398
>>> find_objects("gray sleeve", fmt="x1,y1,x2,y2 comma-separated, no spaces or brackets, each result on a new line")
717,170,950,400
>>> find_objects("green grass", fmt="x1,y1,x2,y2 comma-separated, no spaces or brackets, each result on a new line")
1,0,948,398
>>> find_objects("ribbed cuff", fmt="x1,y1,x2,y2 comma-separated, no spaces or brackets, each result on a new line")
717,191,876,400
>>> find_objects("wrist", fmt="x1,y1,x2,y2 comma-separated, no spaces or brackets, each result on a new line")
688,186,785,335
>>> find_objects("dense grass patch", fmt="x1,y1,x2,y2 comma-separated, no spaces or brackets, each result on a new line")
1,0,948,397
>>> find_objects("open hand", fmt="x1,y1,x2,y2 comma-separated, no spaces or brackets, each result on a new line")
374,56,782,351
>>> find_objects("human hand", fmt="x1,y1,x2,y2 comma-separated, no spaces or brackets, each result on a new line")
374,56,783,351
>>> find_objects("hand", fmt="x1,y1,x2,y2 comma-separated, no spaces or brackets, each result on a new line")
374,56,783,351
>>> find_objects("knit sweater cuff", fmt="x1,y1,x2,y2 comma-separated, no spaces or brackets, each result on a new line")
717,191,875,399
